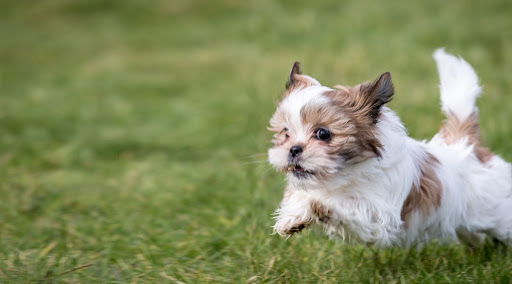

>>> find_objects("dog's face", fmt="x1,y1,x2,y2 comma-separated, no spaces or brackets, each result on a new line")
268,62,394,186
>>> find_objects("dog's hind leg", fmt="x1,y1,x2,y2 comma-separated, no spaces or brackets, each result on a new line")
487,200,512,246
456,227,486,247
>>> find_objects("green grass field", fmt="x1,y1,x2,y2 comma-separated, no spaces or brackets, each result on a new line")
1,0,512,282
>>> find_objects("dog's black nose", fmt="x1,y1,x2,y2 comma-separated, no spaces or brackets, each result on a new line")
289,145,303,158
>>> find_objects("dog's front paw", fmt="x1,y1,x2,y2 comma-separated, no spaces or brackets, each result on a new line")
311,201,331,223
286,223,307,235
273,217,311,237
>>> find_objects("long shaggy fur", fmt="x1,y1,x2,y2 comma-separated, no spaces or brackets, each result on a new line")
267,49,512,247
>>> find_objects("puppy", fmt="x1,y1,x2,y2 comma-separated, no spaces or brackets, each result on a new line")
267,49,512,247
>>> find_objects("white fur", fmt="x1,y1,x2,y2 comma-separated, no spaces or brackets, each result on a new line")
269,50,512,247
433,48,482,120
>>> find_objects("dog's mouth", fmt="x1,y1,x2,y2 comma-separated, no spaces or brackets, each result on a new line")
287,164,314,178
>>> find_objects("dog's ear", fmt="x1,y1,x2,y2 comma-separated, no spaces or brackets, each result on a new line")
286,62,302,89
358,72,394,124
283,62,321,96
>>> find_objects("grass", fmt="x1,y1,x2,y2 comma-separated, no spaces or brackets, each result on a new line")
1,0,511,282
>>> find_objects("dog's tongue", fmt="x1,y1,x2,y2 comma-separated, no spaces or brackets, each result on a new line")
294,165,305,172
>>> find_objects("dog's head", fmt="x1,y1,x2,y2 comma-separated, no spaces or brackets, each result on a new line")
268,62,394,187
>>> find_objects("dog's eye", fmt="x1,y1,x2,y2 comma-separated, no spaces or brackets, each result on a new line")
314,128,331,141
283,127,290,139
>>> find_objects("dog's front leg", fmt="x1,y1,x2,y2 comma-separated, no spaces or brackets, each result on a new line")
273,189,314,236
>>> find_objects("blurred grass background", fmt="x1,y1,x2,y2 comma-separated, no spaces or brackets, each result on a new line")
1,0,511,282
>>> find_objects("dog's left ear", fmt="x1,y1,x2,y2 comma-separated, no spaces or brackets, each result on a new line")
359,72,394,124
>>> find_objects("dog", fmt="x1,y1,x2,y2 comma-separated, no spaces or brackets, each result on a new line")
267,49,512,247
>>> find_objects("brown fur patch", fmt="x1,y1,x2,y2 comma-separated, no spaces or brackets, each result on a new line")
304,73,393,162
311,201,331,222
296,83,389,164
333,84,350,92
401,152,442,222
439,112,493,164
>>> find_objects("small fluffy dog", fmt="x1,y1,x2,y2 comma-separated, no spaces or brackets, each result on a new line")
267,49,512,247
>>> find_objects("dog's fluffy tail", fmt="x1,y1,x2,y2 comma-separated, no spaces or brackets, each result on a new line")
433,49,491,162
433,48,482,121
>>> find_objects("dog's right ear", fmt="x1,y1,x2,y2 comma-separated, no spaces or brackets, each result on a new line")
283,62,321,97
286,62,302,89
